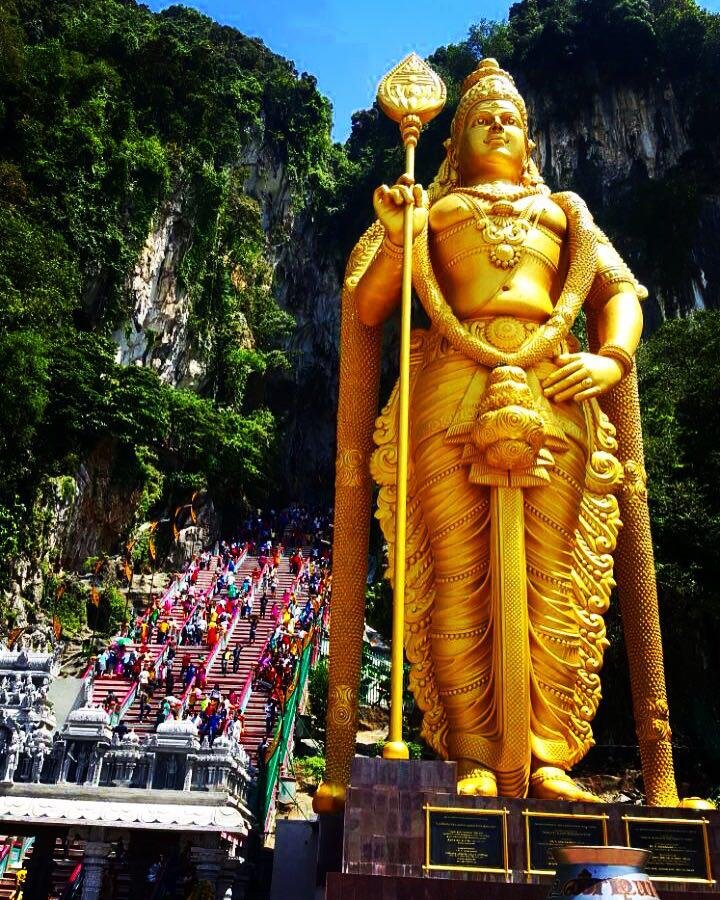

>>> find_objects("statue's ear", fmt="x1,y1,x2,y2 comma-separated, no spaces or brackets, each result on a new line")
428,138,460,204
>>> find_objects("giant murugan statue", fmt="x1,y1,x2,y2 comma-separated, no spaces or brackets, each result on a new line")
315,58,681,812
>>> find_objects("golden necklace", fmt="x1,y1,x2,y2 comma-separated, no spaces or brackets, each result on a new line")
461,194,544,270
455,182,545,203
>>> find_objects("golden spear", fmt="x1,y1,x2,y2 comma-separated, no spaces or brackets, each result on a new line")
376,54,446,758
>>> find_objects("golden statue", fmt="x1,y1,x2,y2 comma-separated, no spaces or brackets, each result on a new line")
315,58,682,813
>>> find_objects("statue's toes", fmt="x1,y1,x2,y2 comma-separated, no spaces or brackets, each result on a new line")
457,771,498,797
529,767,600,803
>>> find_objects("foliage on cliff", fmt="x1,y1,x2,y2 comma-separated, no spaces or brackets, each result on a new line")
0,0,335,588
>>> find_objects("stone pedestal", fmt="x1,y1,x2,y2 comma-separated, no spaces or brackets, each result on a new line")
325,756,720,899
270,820,319,900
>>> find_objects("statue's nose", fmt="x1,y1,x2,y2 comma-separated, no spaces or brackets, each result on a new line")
490,117,503,130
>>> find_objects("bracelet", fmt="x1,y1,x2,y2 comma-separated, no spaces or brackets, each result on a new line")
598,344,634,377
380,236,405,261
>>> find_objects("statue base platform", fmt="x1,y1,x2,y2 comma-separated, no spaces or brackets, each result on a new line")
325,756,720,897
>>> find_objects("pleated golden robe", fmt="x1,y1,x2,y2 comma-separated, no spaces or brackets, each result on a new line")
371,314,624,796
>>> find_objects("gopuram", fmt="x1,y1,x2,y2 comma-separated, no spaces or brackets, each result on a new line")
315,56,719,896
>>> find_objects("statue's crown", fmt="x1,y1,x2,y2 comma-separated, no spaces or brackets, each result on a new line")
452,58,528,141
460,58,517,96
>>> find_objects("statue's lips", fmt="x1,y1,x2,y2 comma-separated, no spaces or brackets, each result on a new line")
485,135,509,145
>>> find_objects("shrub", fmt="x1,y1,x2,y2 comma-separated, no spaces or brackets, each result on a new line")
295,755,326,785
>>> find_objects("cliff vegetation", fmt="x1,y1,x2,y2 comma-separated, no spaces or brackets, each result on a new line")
0,0,338,590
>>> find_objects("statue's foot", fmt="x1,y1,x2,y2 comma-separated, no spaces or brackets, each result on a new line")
312,780,346,814
529,766,600,803
457,760,498,797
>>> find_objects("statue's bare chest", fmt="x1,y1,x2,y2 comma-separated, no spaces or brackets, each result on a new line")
429,194,567,297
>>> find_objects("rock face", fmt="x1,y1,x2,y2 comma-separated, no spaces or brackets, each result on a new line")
105,135,342,500
112,196,206,389
3,450,138,617
35,444,139,572
523,77,718,326
240,138,341,500
528,80,689,193
271,210,341,500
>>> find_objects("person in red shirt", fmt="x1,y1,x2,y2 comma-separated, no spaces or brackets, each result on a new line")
207,624,218,649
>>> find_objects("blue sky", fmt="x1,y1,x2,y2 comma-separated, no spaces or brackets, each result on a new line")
146,0,720,142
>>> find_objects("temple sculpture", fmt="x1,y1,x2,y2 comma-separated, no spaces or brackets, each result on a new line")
315,58,683,812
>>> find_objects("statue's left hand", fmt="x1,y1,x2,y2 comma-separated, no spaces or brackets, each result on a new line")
542,352,623,403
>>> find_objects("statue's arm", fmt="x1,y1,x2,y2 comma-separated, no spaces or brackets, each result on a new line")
544,235,643,403
592,288,643,356
356,178,429,327
355,236,403,327
586,237,644,361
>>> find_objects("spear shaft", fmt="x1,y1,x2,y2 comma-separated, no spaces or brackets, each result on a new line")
375,54,445,759
383,126,417,759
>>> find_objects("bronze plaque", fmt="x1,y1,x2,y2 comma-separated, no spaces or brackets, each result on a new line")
525,812,608,874
624,816,713,883
425,806,508,873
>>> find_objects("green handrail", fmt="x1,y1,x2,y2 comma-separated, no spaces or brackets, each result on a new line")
261,637,314,829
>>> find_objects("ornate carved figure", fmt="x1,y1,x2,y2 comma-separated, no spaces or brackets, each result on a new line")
2,728,22,782
318,59,680,810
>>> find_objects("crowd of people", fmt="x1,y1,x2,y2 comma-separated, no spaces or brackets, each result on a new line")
167,542,331,753
91,507,333,765
253,554,331,765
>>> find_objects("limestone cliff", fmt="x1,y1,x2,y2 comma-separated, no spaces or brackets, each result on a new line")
523,77,718,328
108,133,341,501
112,196,204,389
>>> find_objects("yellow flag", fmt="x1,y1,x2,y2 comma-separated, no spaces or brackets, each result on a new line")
90,587,100,607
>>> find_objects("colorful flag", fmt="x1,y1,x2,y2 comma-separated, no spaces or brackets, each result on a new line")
52,616,62,640
90,586,100,607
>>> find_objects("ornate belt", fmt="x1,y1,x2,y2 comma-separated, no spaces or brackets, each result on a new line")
462,316,541,353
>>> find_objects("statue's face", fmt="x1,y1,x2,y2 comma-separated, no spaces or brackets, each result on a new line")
457,99,526,183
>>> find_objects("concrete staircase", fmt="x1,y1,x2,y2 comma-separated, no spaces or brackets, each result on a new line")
87,564,217,715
